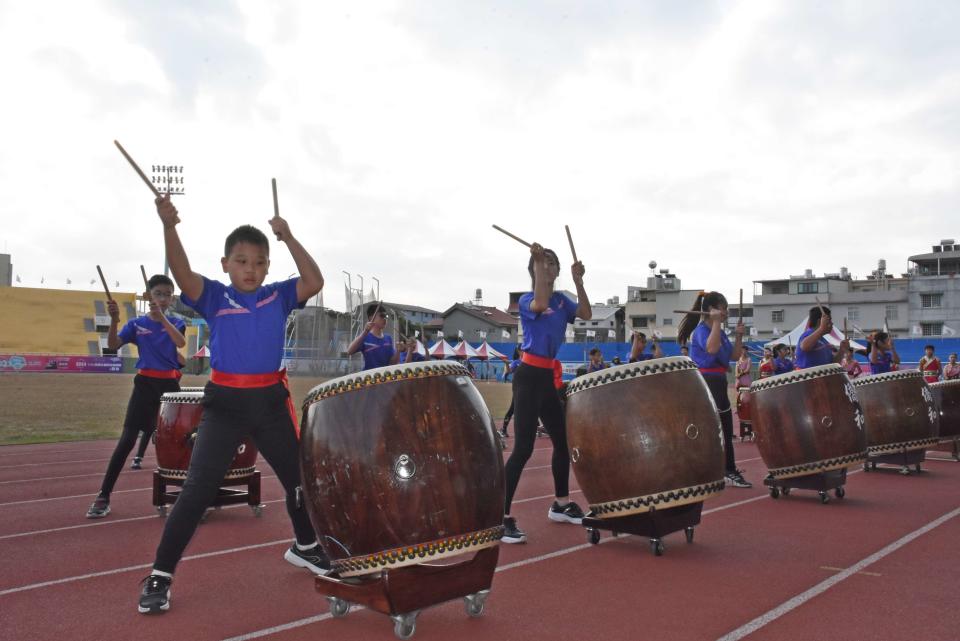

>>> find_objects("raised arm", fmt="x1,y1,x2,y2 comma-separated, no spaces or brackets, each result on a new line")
346,321,374,355
800,313,831,352
268,216,323,303
529,243,552,313
705,309,724,354
572,260,591,320
149,297,187,348
156,195,203,302
106,299,124,351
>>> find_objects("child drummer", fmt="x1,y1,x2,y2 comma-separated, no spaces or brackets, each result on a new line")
347,303,416,369
138,194,328,614
86,275,185,519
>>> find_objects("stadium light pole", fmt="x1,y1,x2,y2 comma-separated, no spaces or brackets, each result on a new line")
150,164,185,277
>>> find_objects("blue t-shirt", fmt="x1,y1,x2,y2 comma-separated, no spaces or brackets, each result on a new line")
629,353,654,363
519,291,578,359
118,315,185,371
587,361,607,373
690,323,732,373
180,276,303,374
795,328,834,369
871,351,893,374
774,357,795,375
398,350,425,364
360,333,395,370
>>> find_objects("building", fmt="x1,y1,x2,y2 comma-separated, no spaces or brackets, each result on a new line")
436,303,519,343
573,302,626,343
752,264,910,340
908,239,960,337
624,268,702,341
352,301,442,337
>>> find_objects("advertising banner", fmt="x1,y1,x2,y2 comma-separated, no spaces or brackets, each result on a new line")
0,354,123,373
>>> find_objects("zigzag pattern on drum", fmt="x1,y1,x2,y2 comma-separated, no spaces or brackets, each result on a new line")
749,364,844,393
852,370,924,387
330,525,504,577
767,451,868,479
931,380,960,390
566,358,698,396
589,479,726,516
160,392,205,404
867,437,941,455
301,362,470,410
158,466,256,480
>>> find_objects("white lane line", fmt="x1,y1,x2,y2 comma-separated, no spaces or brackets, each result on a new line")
222,614,335,641
0,472,105,485
0,474,280,507
0,499,287,541
0,446,119,458
714,505,960,641
0,539,292,596
0,457,156,470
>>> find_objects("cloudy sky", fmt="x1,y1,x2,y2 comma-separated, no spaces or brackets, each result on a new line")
1,0,958,312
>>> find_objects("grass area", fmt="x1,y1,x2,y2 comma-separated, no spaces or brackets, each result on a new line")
0,373,515,446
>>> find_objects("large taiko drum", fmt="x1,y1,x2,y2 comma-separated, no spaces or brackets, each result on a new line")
299,361,504,578
155,391,259,481
851,370,940,456
749,364,867,479
564,357,725,518
931,380,960,439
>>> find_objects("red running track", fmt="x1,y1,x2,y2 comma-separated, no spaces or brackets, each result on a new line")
1,433,958,641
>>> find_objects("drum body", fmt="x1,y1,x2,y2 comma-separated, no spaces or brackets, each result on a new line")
736,387,752,424
931,380,960,439
749,364,867,479
155,391,259,480
852,371,940,455
299,361,504,578
564,357,725,519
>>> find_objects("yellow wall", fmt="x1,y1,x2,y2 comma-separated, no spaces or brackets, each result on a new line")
0,287,141,355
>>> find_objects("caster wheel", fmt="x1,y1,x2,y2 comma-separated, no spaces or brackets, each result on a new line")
819,491,830,504
899,466,911,476
782,487,791,496
835,487,845,499
871,462,878,471
251,504,263,517
684,527,694,544
392,612,419,640
863,463,870,472
464,590,489,618
650,539,664,556
326,596,350,618
915,464,922,473
770,487,780,499
156,505,167,517
587,528,600,545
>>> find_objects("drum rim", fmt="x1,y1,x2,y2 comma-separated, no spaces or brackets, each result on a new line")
302,360,470,409
749,363,844,393
587,478,726,517
852,369,924,387
566,356,698,396
160,391,204,403
930,379,960,389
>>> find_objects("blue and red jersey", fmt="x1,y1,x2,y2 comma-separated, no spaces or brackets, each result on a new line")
118,315,185,371
519,292,578,359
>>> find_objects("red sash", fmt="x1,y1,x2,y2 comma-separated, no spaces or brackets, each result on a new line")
138,368,182,380
521,352,555,370
210,369,300,439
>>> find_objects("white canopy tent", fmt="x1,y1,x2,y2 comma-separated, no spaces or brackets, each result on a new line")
763,320,866,351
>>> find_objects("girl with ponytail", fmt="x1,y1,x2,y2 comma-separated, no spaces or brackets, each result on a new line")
678,291,751,488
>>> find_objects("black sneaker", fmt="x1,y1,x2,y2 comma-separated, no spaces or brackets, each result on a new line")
131,457,143,470
497,429,509,438
138,574,171,614
86,496,110,519
725,469,753,488
284,543,332,575
548,501,585,524
502,516,527,544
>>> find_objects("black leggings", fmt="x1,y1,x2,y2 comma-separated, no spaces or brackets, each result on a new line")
502,397,515,429
98,375,179,498
153,382,316,574
503,363,570,514
704,373,737,473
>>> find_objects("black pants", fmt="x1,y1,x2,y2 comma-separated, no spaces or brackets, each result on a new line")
98,375,179,498
704,373,737,473
503,363,570,514
153,382,316,574
502,397,515,431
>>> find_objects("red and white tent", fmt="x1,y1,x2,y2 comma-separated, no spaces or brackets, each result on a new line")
428,340,458,359
474,340,509,361
452,340,480,359
193,345,211,358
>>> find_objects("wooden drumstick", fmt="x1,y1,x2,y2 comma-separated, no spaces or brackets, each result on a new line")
565,225,579,263
673,309,711,315
96,265,113,302
113,140,160,197
739,288,743,318
492,224,532,248
140,265,150,290
270,178,282,240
